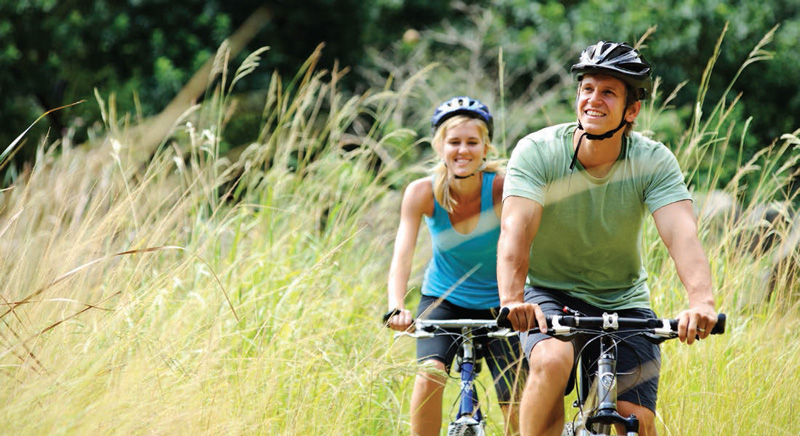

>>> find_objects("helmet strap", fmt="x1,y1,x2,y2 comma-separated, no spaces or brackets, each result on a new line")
571,105,629,171
447,159,487,179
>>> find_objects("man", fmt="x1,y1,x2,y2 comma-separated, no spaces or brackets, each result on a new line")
497,41,719,436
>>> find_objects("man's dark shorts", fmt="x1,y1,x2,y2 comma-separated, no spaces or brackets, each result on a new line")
520,287,661,412
416,295,527,404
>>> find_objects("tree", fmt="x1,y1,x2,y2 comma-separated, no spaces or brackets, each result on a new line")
0,0,379,177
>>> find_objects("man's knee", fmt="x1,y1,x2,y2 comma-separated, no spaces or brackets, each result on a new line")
618,401,657,436
527,339,573,378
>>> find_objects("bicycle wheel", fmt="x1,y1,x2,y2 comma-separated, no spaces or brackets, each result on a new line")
446,419,484,436
446,423,474,436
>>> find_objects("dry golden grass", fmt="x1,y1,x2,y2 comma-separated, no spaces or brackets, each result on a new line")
1,30,798,435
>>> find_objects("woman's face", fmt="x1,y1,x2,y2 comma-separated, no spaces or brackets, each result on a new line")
441,120,487,178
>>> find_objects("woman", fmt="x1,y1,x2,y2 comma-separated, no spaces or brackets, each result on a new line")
385,96,524,436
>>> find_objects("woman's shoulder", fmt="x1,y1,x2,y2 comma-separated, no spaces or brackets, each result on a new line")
405,176,433,195
402,177,435,216
491,172,505,208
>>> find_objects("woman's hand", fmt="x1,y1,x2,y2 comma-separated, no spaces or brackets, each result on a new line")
385,308,413,332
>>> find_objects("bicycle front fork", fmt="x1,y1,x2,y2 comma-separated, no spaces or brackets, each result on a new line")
582,351,639,436
448,328,485,436
455,330,483,424
447,359,484,436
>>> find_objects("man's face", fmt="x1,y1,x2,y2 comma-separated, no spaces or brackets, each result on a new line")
576,74,639,135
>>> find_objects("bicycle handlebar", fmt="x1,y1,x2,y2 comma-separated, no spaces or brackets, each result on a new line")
496,307,726,339
394,318,517,339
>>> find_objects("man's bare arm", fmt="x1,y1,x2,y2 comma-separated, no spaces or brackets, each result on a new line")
652,199,717,344
497,196,547,332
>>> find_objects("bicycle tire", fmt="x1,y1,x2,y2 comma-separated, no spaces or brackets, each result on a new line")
446,423,476,436
448,419,488,436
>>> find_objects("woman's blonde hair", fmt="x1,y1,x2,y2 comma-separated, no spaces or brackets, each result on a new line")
431,115,503,213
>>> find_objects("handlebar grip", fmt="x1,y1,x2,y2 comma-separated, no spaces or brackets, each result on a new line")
382,308,402,325
496,307,513,329
668,313,727,335
711,313,726,335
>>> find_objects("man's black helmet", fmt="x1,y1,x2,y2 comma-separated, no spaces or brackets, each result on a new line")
431,96,493,139
571,41,653,101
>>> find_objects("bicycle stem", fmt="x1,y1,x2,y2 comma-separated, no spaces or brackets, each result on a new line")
596,348,617,412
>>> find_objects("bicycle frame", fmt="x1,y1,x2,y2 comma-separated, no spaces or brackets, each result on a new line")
497,309,726,436
395,319,515,436
451,325,484,436
571,332,639,436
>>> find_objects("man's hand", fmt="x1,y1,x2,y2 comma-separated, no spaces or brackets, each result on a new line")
676,304,718,345
503,302,548,333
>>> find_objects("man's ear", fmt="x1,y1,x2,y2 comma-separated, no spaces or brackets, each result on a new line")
626,101,642,123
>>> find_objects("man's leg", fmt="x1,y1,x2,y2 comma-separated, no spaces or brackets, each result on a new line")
617,401,657,436
614,308,661,436
517,287,581,435
520,337,574,436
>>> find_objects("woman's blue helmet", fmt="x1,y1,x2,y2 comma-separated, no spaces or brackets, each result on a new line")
431,96,494,139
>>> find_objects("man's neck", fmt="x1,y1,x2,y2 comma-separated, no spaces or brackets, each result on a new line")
573,129,625,173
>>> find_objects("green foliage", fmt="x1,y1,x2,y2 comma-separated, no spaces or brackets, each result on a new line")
0,0,234,169
360,0,798,194
0,0,377,175
0,46,428,434
364,0,450,48
560,0,800,188
1,40,798,434
2,0,798,195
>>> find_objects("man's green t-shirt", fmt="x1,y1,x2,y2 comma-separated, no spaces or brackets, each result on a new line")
504,122,692,310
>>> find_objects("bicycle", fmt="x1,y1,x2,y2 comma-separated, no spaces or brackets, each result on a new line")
497,308,726,436
388,314,519,436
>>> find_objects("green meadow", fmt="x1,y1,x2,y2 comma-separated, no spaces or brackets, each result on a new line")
1,24,798,436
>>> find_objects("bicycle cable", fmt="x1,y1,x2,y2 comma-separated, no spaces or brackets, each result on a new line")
573,329,648,419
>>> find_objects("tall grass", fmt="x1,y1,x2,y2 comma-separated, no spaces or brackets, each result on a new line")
1,27,798,436
636,24,800,436
0,44,419,435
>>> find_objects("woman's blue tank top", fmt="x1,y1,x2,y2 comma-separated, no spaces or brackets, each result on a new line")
421,172,501,309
